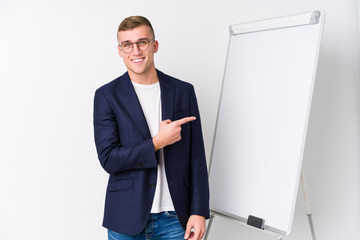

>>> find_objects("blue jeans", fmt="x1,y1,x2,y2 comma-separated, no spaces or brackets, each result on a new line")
108,211,185,240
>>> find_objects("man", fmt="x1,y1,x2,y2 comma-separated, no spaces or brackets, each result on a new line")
93,16,209,240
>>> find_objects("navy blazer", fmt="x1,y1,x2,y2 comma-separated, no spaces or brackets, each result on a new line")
93,70,210,235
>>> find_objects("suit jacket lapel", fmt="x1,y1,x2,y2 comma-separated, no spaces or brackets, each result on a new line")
158,70,174,158
158,70,174,121
116,72,151,139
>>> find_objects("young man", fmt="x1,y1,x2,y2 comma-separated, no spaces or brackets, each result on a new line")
93,16,210,240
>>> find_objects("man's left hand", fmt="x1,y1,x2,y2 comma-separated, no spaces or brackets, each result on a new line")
184,215,206,240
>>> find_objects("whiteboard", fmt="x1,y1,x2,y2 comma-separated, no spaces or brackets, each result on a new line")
209,11,325,236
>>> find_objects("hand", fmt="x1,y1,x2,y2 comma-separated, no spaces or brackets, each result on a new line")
184,215,206,240
153,116,196,151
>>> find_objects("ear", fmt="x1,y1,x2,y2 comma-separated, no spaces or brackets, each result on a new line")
153,40,159,53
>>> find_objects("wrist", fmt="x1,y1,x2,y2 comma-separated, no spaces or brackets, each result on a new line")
152,136,162,151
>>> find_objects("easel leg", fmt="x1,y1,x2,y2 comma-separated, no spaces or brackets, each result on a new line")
300,169,317,240
204,213,215,240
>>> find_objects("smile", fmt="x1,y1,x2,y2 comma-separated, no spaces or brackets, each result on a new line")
131,58,144,63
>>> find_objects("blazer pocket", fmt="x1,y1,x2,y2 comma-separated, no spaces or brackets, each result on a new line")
107,179,134,192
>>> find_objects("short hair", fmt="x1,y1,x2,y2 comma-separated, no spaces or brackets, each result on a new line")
117,16,155,40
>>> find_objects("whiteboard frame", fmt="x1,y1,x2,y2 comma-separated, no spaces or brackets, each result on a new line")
208,10,325,237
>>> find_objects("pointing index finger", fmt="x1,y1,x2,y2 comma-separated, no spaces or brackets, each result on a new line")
175,116,196,126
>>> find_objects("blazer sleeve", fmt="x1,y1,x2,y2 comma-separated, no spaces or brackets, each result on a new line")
93,89,158,174
189,85,210,219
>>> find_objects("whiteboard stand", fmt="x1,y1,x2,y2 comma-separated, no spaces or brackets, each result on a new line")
300,169,317,240
205,170,317,240
203,213,215,240
204,211,284,240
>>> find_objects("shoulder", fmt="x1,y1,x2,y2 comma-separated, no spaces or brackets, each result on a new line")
95,72,130,94
157,69,194,91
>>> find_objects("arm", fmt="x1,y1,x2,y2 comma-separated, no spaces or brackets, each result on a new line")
93,89,158,174
185,86,210,240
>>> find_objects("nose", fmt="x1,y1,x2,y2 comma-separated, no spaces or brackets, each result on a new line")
132,43,142,54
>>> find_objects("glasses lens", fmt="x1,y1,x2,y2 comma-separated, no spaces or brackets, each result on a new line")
121,43,133,53
138,40,149,51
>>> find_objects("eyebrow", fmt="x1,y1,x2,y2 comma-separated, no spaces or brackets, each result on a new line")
121,38,150,44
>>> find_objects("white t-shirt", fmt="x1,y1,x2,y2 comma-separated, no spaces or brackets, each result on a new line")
131,81,175,213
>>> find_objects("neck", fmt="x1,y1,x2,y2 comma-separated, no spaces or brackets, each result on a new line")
128,68,158,85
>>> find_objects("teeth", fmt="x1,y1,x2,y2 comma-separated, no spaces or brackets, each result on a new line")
132,59,143,63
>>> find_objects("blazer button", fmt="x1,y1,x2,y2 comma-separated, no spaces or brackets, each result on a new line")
138,162,144,168
150,182,156,187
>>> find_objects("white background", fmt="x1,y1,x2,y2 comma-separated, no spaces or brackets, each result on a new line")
0,0,358,239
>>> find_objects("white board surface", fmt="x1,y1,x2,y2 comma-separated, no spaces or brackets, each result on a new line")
209,11,325,236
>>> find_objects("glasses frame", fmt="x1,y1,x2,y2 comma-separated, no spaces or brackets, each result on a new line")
119,39,155,54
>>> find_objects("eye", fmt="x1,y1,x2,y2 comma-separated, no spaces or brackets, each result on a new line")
123,43,132,48
139,40,148,46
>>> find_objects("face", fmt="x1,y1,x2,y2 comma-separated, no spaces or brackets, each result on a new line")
117,25,159,78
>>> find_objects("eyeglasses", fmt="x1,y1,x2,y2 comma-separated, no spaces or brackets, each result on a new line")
119,39,155,54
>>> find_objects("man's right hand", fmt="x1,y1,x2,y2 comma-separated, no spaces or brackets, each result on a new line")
152,116,196,151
